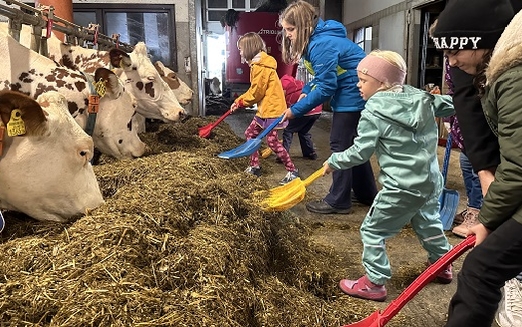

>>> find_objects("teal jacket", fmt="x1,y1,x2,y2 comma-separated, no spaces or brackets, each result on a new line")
327,85,454,196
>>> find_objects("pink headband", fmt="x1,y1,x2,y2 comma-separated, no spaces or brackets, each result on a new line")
357,55,406,86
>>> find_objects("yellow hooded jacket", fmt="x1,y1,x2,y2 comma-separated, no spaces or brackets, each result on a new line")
234,51,287,119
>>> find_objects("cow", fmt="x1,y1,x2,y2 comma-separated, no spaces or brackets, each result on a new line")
0,90,104,222
109,43,188,122
153,61,194,105
13,25,189,122
0,29,146,159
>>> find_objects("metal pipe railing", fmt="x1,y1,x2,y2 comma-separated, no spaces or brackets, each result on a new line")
1,0,133,53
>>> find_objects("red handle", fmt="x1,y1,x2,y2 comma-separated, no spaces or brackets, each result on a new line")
380,235,476,324
212,109,232,127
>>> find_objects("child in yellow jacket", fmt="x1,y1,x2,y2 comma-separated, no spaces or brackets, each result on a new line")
231,32,299,185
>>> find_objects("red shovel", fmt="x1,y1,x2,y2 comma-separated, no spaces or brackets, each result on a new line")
342,235,476,327
198,109,232,138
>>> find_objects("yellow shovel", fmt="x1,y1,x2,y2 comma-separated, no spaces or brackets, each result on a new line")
260,167,324,211
260,147,272,159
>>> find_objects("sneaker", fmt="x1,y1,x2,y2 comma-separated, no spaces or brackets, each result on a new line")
306,199,352,214
453,209,467,225
427,261,453,284
452,207,480,238
304,153,318,160
339,275,387,302
279,169,299,185
244,166,261,177
496,278,522,327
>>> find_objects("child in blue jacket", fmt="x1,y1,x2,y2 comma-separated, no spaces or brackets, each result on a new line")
280,0,377,214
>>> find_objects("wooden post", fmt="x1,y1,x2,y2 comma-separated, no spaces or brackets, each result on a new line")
35,0,73,41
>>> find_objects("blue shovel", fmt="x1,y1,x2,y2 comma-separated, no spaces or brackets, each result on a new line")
439,134,460,230
218,115,284,159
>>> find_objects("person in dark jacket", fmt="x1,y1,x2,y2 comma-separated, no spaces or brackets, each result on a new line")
279,0,377,214
432,0,522,326
439,1,522,326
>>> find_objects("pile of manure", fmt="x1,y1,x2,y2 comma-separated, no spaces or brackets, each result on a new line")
0,116,405,326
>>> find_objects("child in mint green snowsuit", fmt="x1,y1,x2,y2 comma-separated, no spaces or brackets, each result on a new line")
323,50,454,302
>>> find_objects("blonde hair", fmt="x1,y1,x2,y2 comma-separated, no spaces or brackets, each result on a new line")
279,1,319,64
367,50,407,88
237,32,267,63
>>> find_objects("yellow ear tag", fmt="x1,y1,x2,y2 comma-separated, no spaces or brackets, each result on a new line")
94,78,107,97
7,109,26,137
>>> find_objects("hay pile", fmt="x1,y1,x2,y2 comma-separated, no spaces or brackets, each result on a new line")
0,116,384,326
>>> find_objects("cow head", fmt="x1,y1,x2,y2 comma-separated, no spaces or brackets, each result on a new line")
153,61,194,105
0,91,104,222
109,43,187,123
79,68,146,159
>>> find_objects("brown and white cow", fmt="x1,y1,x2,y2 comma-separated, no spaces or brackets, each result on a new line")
153,61,194,105
22,28,189,122
0,29,146,159
10,24,191,122
0,90,104,222
109,43,188,122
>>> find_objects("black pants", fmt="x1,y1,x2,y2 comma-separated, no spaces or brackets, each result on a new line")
445,218,522,327
324,111,377,209
282,114,320,157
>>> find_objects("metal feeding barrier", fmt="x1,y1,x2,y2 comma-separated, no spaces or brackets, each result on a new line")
0,0,133,56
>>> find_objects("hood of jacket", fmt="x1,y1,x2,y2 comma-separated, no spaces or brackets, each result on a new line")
486,11,522,84
280,74,304,106
311,18,347,41
251,51,277,71
366,85,438,133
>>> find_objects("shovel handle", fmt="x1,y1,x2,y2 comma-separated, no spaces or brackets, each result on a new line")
256,115,284,140
442,134,452,185
213,109,232,126
379,235,476,325
303,168,324,187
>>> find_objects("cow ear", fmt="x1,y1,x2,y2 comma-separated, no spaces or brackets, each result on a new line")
153,61,166,77
0,90,48,136
155,62,180,89
109,49,132,70
94,68,123,99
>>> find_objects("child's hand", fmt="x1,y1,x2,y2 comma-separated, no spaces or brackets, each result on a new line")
323,161,334,176
282,108,294,122
230,102,239,112
298,93,307,101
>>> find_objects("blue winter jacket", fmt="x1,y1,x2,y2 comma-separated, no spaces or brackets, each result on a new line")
290,19,366,117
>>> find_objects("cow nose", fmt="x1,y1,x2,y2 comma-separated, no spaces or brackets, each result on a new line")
180,111,192,122
79,148,93,162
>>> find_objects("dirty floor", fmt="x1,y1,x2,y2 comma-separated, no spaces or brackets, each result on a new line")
223,109,498,327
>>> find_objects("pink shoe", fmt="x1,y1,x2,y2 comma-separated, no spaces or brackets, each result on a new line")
436,264,453,284
339,275,387,302
427,261,453,284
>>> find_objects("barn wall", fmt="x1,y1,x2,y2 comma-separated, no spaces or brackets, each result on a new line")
20,0,198,115
341,0,440,87
70,0,197,115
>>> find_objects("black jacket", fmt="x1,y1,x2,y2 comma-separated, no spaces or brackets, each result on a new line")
450,66,500,171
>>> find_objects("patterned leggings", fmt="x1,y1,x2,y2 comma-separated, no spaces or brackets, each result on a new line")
245,119,295,171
